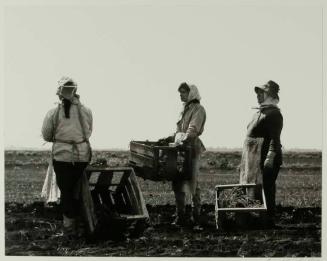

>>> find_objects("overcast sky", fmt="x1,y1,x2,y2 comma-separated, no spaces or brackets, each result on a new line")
4,1,323,150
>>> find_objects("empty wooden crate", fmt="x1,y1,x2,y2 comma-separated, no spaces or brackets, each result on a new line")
85,167,149,239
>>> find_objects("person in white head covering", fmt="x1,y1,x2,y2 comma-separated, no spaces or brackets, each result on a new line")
160,82,206,227
41,76,93,236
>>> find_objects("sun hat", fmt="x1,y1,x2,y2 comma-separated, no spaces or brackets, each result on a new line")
57,76,77,99
254,80,280,99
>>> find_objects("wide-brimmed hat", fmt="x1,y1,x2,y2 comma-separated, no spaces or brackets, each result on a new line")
254,80,280,99
57,76,77,99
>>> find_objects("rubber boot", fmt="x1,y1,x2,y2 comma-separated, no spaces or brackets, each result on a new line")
172,211,187,226
63,214,76,236
172,191,186,226
192,187,202,225
75,216,86,238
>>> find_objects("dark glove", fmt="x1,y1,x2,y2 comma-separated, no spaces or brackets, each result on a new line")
157,136,174,145
264,151,276,169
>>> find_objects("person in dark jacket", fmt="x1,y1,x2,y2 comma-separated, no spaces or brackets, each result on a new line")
247,80,283,225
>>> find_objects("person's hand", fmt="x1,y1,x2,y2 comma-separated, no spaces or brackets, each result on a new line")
264,152,276,169
157,138,166,143
157,136,174,145
157,138,167,146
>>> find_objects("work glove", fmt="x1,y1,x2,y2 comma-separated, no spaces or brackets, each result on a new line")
174,132,188,144
157,136,174,145
264,151,276,169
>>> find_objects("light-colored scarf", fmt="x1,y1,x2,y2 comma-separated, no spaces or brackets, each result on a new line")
179,83,201,117
260,96,279,108
252,96,280,110
186,84,201,102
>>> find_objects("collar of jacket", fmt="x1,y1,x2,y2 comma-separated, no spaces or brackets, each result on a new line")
177,99,200,123
252,104,280,112
182,99,200,115
184,99,200,109
60,96,80,106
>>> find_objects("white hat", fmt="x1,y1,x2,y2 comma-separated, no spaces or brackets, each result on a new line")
57,76,77,99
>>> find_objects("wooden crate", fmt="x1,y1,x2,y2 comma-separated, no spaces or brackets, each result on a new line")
129,140,192,181
215,183,267,229
85,167,149,239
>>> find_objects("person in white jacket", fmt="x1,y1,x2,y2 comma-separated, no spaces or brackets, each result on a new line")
42,76,93,235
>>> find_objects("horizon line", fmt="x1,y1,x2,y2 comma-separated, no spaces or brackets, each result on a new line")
4,146,322,152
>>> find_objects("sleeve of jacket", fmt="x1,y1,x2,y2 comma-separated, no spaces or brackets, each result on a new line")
267,111,283,156
185,106,206,140
81,105,93,139
41,108,56,142
88,108,93,134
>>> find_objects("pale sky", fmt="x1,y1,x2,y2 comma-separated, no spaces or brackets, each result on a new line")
4,2,323,150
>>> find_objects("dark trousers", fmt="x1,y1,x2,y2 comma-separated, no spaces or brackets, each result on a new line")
53,160,88,218
262,164,280,217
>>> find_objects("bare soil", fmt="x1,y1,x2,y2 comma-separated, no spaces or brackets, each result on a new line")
5,202,321,257
5,150,322,257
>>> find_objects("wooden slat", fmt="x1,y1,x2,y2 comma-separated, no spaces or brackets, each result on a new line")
215,189,219,229
88,172,101,184
124,178,139,214
129,169,149,218
131,140,157,146
98,190,115,210
89,182,120,186
86,167,133,173
215,183,257,190
130,153,154,168
79,171,98,235
95,172,113,187
130,142,155,158
113,193,126,213
122,186,133,211
116,170,131,194
116,170,133,211
217,207,266,212
120,214,148,219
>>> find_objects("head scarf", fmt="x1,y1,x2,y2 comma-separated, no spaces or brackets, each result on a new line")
186,84,201,103
57,76,77,87
56,76,78,101
178,83,201,122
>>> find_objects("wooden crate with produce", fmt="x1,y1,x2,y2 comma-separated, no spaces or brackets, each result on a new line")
129,140,192,181
215,183,267,229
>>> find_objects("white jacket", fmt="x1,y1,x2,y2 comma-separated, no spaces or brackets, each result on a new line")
42,97,92,162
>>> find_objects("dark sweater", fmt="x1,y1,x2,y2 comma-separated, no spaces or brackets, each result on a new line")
247,105,283,168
